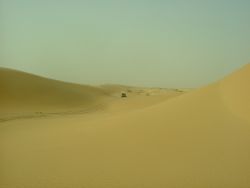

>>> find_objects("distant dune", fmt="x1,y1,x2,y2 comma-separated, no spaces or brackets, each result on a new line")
0,64,249,188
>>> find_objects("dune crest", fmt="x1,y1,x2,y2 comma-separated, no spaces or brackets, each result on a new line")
0,67,109,110
219,63,250,122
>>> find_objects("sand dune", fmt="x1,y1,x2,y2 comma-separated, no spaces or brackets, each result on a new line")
0,68,184,121
0,64,250,188
0,68,110,113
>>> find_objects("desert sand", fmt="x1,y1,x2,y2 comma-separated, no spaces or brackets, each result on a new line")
0,64,250,188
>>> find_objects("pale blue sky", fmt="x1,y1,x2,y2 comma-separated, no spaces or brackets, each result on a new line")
1,0,250,87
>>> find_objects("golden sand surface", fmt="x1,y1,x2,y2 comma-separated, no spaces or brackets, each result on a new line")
0,64,249,188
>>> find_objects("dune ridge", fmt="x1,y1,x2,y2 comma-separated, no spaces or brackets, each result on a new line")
0,67,110,109
219,64,250,122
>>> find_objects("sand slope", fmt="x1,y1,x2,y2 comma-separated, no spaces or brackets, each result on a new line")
219,64,250,122
0,68,109,111
0,64,250,188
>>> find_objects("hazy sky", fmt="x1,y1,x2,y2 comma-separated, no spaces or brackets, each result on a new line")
1,0,250,87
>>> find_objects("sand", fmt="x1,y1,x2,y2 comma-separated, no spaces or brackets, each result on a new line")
0,64,249,188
